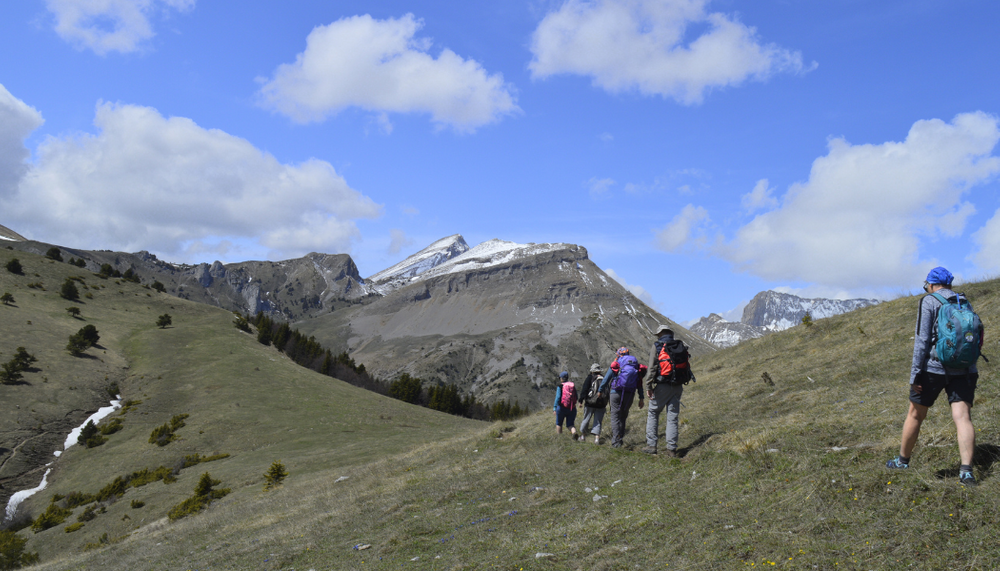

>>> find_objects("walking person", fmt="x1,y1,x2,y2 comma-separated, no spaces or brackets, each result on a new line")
887,267,985,486
577,363,609,444
642,325,693,457
553,371,578,437
607,347,644,449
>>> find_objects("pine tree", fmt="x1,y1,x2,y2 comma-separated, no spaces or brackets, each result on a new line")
157,314,172,328
1,292,13,305
60,278,80,301
263,461,289,491
5,258,23,275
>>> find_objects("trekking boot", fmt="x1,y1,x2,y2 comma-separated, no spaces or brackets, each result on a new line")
886,456,909,469
959,471,978,487
641,446,657,455
594,435,600,444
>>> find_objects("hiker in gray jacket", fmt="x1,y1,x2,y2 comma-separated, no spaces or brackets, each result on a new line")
577,363,607,444
887,267,981,486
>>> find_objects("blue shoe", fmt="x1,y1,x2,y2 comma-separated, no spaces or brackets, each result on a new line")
886,456,909,469
959,471,978,487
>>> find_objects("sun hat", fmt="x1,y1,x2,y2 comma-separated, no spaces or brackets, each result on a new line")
590,363,602,373
655,324,673,336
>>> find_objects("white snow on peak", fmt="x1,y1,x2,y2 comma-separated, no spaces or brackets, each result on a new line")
0,235,14,242
413,239,571,282
367,234,470,284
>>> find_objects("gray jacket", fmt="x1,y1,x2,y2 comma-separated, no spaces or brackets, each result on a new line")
910,288,978,383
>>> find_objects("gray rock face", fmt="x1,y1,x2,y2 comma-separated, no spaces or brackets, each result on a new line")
296,239,714,409
690,291,880,347
689,313,765,348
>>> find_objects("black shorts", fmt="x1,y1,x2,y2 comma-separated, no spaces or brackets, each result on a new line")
910,372,978,408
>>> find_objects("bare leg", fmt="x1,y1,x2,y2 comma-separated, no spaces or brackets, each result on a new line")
900,401,928,459
951,400,975,466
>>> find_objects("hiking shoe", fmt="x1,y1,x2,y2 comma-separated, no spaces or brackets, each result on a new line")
611,442,622,449
594,436,600,444
663,449,677,458
886,456,909,469
641,446,657,455
959,471,978,487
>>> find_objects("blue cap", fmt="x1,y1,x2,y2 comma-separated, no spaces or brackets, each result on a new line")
926,266,953,286
559,371,568,379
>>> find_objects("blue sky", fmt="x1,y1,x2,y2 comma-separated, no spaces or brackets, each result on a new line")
2,0,1000,324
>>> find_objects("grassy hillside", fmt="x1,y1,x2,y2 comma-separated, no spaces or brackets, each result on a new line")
7,246,1000,569
0,248,480,565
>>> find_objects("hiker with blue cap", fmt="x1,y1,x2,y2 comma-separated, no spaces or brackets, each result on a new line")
887,267,986,486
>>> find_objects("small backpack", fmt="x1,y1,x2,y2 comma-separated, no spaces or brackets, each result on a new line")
655,339,692,385
560,382,576,408
930,292,985,369
585,375,607,407
611,355,640,391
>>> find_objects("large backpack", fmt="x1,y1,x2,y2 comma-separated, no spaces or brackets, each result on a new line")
560,382,576,408
611,355,640,391
930,292,985,369
655,339,692,385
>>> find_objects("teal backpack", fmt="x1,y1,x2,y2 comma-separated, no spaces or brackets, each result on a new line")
930,292,985,369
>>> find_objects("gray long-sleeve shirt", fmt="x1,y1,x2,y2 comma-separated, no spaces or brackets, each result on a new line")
910,288,978,383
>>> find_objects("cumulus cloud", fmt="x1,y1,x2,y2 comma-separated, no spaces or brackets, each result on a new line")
655,204,709,252
529,0,812,104
972,209,1000,272
257,14,519,131
0,85,44,199
741,178,778,213
45,0,195,55
722,112,1000,289
604,268,659,309
2,102,382,260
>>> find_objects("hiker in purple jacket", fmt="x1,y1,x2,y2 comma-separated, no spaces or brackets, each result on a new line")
553,371,578,437
887,267,981,486
606,347,644,449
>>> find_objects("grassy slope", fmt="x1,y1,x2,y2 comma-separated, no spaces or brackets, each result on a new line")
0,249,480,565
11,251,1000,569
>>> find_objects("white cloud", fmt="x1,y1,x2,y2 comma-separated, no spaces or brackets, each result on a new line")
387,229,414,255
972,208,1000,272
2,102,382,261
604,268,659,309
257,14,519,131
722,112,1000,289
529,0,812,104
587,177,616,197
45,0,194,55
655,204,709,252
0,85,44,199
741,178,778,213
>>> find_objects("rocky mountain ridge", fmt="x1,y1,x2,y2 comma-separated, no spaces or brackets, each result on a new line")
690,290,880,348
1,228,712,408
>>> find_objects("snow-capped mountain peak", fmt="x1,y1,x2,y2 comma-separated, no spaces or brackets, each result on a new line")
366,234,470,285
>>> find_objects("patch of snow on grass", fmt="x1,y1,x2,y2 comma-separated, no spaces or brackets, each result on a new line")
5,468,51,521
62,396,122,452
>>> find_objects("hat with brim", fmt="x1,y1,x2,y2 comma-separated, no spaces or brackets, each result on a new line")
656,324,674,336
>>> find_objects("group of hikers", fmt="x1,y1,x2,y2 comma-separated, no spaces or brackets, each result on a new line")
553,323,693,456
551,266,988,485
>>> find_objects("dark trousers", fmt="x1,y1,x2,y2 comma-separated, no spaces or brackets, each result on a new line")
609,390,636,447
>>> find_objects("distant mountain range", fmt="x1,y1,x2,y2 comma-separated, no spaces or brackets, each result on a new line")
2,229,713,409
689,290,880,348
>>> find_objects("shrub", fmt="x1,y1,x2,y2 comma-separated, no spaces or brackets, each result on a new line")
263,460,288,491
130,500,145,509
30,502,72,533
66,306,81,318
0,529,39,569
122,268,140,283
76,505,97,522
64,522,84,533
0,293,12,305
66,334,90,357
156,314,172,329
60,278,79,301
151,280,165,293
4,258,22,275
97,264,120,279
78,421,107,448
45,248,63,262
0,348,36,385
149,414,188,446
99,418,123,436
167,473,230,521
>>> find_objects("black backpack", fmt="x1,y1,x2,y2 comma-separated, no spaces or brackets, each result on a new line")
655,339,693,385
